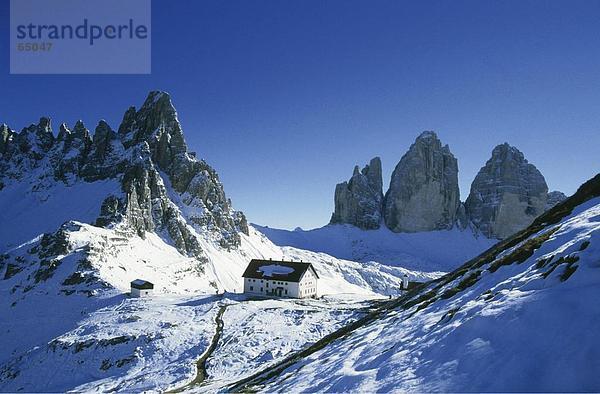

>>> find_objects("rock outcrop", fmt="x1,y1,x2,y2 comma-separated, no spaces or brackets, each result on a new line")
465,143,548,239
546,190,567,210
0,124,13,155
383,131,460,232
330,157,383,229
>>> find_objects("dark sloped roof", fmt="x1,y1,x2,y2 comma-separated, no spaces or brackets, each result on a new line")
131,279,154,289
242,259,319,282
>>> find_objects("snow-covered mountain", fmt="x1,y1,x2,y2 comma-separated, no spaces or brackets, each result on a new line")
0,92,440,391
233,174,600,392
0,91,429,296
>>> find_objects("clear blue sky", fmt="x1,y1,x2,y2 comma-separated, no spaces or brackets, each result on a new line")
1,0,599,229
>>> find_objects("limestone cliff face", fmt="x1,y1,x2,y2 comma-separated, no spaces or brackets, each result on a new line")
383,131,460,233
330,157,383,230
465,143,548,239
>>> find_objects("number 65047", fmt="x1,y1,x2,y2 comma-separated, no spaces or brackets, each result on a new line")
16,42,53,51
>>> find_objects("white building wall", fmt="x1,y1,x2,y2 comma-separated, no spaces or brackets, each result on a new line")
131,288,153,298
287,282,300,298
298,270,317,299
244,277,306,298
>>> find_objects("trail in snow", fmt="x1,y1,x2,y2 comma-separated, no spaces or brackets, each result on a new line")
169,303,229,392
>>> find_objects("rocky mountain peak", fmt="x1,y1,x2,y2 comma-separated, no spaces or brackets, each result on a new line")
91,120,117,158
490,142,525,163
546,190,567,210
114,91,248,250
72,120,91,140
328,132,564,240
415,130,451,152
17,117,55,154
0,124,14,155
57,123,70,141
118,91,187,156
330,157,384,230
37,117,52,134
0,91,249,258
465,143,548,239
383,131,460,232
363,157,383,193
416,130,438,140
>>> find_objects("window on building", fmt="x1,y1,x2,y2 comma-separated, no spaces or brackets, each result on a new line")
250,286,253,291
260,287,263,292
285,289,288,294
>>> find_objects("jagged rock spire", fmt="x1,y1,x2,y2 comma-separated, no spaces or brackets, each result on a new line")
0,124,13,155
330,157,384,230
57,123,71,141
91,120,117,159
17,117,55,153
118,91,187,157
114,91,249,252
465,143,548,239
383,131,460,233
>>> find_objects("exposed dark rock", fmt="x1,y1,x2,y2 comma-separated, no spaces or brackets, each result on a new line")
0,124,14,155
95,195,125,228
115,91,248,251
546,190,567,211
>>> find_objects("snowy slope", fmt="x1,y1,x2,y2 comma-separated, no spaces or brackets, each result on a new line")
233,175,600,392
255,223,495,272
0,291,375,392
0,216,439,389
0,209,439,392
0,178,122,252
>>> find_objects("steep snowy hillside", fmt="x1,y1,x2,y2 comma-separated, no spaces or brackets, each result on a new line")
232,174,600,392
255,224,494,272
